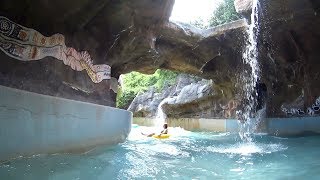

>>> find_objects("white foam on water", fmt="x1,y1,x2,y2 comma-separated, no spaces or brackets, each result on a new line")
207,142,287,156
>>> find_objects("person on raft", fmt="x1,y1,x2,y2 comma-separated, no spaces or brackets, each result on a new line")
142,123,168,137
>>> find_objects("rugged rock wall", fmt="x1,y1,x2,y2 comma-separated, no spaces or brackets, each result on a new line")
0,0,319,118
127,74,201,117
0,0,246,106
0,0,175,105
128,74,239,119
235,0,320,117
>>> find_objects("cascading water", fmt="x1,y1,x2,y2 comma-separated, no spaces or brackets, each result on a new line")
238,0,261,141
155,97,174,127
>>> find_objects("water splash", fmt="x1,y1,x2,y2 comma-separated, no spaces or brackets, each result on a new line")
207,142,287,156
155,97,174,127
238,0,261,141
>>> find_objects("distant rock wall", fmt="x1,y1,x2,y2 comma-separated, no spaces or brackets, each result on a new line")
127,74,195,117
128,74,241,119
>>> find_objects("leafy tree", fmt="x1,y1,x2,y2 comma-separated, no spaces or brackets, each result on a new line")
116,87,136,109
209,0,241,27
190,19,208,29
190,0,241,29
116,69,178,109
154,69,178,90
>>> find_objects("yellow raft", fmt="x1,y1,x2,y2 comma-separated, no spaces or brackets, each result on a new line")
152,134,171,139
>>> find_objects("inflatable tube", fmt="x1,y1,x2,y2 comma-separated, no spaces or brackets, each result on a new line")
152,134,171,139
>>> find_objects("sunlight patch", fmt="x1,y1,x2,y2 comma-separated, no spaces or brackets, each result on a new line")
170,0,222,26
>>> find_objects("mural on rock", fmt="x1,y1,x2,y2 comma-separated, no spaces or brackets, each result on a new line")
0,16,111,83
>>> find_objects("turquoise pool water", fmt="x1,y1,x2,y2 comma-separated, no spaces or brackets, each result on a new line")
1,126,320,179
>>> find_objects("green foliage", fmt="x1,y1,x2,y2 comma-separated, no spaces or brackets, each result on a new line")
190,0,241,29
154,69,179,91
116,69,178,109
116,87,136,109
190,19,207,29
209,0,241,27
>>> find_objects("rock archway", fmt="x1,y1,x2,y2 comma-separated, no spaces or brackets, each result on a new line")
0,0,320,118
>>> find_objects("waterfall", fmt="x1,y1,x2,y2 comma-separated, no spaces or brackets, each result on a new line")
238,0,261,141
155,97,174,127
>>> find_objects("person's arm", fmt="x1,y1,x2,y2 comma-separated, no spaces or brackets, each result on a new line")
161,129,168,134
158,130,164,136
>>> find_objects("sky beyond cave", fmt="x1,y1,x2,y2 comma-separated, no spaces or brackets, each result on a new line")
170,0,223,25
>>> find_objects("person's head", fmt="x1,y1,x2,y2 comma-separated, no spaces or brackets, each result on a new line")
163,123,168,129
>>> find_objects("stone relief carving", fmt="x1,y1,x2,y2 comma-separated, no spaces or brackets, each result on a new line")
0,16,111,83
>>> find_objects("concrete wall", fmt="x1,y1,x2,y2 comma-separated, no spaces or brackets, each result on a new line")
133,117,320,136
166,118,246,132
0,85,132,161
133,118,261,133
268,117,320,136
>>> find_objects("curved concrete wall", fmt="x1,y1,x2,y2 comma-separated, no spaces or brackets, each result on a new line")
267,117,320,136
134,117,320,136
0,85,132,161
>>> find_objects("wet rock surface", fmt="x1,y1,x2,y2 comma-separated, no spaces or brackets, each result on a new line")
255,0,320,117
0,0,319,118
128,74,237,119
0,0,245,106
127,74,194,117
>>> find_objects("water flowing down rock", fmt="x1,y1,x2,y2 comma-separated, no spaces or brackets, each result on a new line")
0,0,319,118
